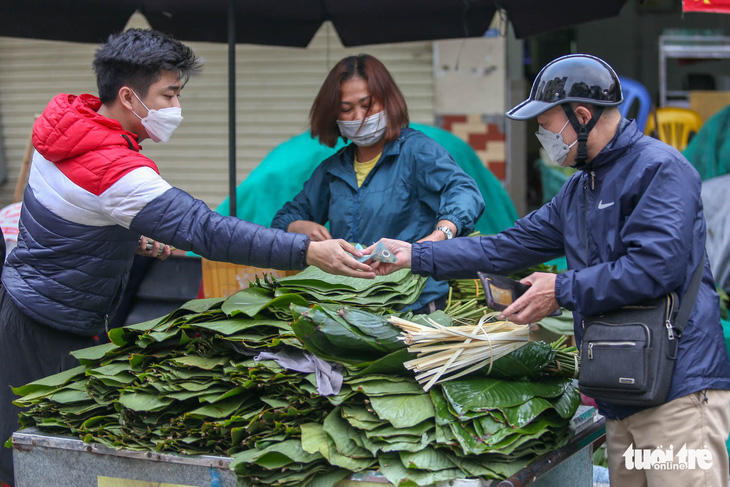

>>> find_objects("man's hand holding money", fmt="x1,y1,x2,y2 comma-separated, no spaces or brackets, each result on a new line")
363,239,412,275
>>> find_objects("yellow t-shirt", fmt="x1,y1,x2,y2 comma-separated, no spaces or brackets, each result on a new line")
354,152,382,187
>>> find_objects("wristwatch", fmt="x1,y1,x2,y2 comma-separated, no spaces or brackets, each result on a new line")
436,225,454,239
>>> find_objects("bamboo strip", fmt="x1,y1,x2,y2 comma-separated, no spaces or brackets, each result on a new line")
388,314,531,390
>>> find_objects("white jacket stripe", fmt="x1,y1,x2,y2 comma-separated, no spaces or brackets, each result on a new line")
29,151,171,228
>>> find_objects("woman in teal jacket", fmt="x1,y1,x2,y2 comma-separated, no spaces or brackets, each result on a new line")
272,54,484,312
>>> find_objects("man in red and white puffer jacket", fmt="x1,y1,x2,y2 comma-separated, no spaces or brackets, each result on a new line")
0,28,374,486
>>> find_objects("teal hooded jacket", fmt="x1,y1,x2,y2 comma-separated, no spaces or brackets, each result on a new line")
272,127,485,310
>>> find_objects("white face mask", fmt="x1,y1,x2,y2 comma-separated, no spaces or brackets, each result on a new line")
337,111,387,147
131,90,183,143
535,119,577,165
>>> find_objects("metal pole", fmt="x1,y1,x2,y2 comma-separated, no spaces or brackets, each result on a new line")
659,36,666,108
228,0,237,217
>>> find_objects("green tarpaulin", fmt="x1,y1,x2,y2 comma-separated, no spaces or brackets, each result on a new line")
536,159,575,205
215,124,517,236
722,317,730,454
683,105,730,182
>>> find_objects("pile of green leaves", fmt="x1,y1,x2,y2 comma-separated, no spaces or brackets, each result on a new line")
434,377,579,459
12,297,333,456
230,373,580,486
11,271,580,486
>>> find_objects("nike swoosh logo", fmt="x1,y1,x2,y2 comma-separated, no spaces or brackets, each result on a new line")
598,200,614,210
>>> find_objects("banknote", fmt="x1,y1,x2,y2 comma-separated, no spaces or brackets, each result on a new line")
353,241,398,263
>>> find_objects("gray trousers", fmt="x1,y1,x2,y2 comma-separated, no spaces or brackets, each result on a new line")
0,286,93,486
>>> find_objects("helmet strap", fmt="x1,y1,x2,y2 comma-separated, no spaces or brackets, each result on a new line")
562,104,604,169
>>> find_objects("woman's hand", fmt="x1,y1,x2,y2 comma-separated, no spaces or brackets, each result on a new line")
418,230,446,243
363,238,412,275
288,220,332,241
137,236,172,261
307,239,375,278
417,220,457,243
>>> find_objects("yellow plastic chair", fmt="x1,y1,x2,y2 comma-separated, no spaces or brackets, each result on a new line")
645,107,704,152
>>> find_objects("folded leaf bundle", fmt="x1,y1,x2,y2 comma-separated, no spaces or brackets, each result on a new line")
290,304,416,376
277,266,426,309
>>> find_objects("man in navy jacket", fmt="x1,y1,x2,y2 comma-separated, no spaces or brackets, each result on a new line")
369,54,730,486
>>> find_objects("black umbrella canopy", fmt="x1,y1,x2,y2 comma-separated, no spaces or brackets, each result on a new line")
0,0,629,216
144,0,491,47
0,0,630,45
498,0,630,39
0,0,142,44
0,0,498,46
0,0,500,216
141,0,327,47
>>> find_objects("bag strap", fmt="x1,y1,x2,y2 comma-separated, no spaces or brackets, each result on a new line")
673,251,706,334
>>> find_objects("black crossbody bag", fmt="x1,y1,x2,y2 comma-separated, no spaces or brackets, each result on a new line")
578,254,705,407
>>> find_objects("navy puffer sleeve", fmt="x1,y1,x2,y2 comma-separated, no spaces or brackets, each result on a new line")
131,188,309,270
412,201,564,280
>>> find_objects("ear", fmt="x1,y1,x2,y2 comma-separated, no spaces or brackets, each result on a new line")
574,105,594,125
118,86,135,111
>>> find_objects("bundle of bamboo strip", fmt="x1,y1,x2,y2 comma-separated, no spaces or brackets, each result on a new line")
389,314,530,391
447,279,483,302
444,296,492,321
545,336,580,379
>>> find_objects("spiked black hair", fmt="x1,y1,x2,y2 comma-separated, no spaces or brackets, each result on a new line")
93,28,202,104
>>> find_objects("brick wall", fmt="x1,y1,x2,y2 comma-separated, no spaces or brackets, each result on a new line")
438,114,506,181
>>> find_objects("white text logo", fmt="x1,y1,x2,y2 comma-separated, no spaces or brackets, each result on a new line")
623,444,713,470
